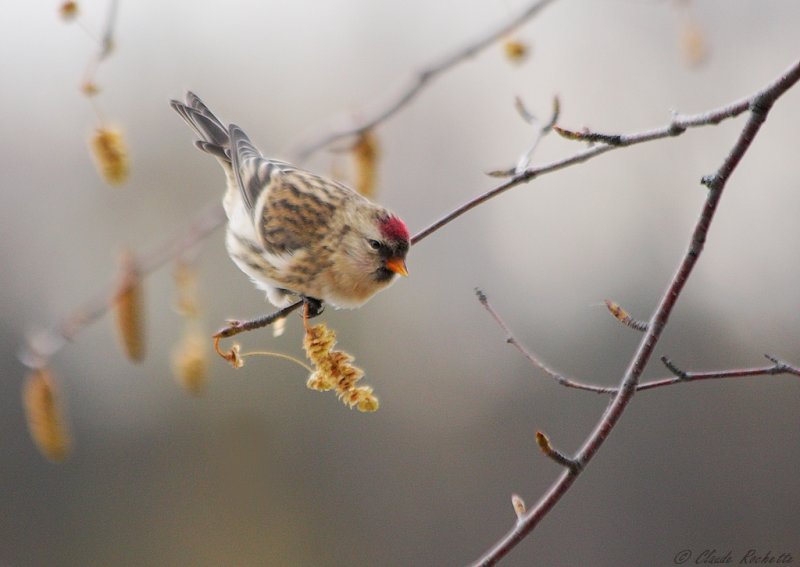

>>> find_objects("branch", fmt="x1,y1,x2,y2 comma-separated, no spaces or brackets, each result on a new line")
25,1,772,368
476,289,603,393
213,300,305,339
535,431,581,473
478,291,800,396
287,0,559,162
637,354,800,392
411,73,767,246
472,57,800,566
80,0,120,96
20,1,558,369
487,96,561,177
19,202,225,368
604,300,648,332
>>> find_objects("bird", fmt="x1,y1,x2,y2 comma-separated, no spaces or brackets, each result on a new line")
170,92,410,313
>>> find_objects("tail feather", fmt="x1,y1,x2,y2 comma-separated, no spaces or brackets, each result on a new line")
194,140,229,161
170,92,231,164
173,92,283,214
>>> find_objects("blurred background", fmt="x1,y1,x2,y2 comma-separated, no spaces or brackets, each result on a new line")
2,1,799,565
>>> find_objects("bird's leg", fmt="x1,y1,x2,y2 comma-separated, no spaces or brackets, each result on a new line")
301,296,325,331
302,296,325,318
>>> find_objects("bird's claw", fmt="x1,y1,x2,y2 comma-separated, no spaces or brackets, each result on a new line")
302,297,325,318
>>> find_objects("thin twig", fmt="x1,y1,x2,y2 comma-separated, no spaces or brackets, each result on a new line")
19,202,225,368
661,355,690,379
411,78,763,246
213,299,305,339
635,354,800,392
553,126,624,145
604,300,648,332
535,431,581,473
476,289,602,392
287,0,559,162
99,0,119,59
472,57,800,566
81,0,120,95
487,96,561,177
25,1,763,367
479,291,800,395
20,2,559,368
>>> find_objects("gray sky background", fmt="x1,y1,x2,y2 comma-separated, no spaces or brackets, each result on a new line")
1,1,799,565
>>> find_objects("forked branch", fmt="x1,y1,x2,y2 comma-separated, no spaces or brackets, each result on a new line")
479,290,800,396
287,0,559,162
472,57,800,566
19,0,558,369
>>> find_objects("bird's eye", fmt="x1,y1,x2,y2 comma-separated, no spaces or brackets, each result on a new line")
368,239,381,250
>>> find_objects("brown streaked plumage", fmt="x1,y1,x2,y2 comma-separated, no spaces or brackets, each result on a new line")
171,92,410,309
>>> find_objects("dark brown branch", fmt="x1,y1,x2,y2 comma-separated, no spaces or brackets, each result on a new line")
288,0,559,162
472,57,800,566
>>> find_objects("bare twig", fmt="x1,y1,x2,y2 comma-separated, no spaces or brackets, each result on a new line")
479,290,800,396
81,0,120,94
411,76,767,246
488,96,561,177
661,355,690,379
604,299,648,332
21,2,559,368
535,431,581,473
19,202,225,369
28,0,766,368
476,289,601,392
287,0,559,162
213,300,305,339
553,125,624,145
472,57,800,566
99,0,119,59
635,354,800,392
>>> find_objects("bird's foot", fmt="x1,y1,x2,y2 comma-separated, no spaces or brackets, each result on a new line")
302,296,325,318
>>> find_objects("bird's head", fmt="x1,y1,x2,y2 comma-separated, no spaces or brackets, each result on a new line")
317,204,410,308
338,207,410,284
370,214,410,281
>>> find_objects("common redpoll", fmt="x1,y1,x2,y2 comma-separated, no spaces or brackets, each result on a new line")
171,92,409,310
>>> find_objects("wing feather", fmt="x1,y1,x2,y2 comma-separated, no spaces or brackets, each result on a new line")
257,170,347,256
229,125,282,211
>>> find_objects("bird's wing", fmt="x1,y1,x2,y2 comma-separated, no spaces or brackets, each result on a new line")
229,124,291,212
229,125,358,255
257,169,349,256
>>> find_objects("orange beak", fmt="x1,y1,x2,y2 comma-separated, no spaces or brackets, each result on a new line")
385,257,409,277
